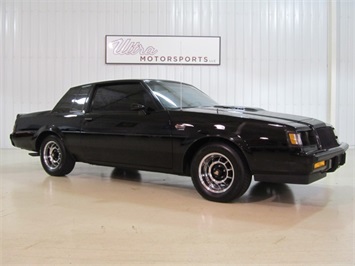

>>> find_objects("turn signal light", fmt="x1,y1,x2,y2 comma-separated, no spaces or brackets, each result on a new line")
288,132,302,146
314,161,326,169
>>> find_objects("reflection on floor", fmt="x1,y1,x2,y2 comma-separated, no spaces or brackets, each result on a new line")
1,149,354,265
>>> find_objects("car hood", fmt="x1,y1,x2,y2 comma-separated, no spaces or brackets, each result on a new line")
186,106,327,129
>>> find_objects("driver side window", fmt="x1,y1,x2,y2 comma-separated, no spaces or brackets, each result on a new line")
91,83,153,112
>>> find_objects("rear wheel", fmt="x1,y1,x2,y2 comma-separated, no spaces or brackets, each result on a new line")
191,143,251,202
40,135,75,176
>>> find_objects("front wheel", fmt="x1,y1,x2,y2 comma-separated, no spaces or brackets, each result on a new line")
191,143,251,202
40,135,75,176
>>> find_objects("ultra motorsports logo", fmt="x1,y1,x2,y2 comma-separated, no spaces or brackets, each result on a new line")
106,35,221,65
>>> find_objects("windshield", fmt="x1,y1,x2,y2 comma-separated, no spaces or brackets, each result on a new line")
144,80,217,109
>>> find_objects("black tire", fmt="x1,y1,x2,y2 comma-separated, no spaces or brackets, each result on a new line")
40,135,75,176
191,143,251,203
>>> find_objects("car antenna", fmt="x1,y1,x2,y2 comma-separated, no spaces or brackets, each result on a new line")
180,81,182,111
179,41,183,111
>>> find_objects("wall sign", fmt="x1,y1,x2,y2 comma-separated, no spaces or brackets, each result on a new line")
106,35,221,65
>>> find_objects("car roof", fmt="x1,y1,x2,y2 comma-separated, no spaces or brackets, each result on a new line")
72,79,191,89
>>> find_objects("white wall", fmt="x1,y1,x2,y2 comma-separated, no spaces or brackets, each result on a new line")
336,2,355,149
1,0,354,148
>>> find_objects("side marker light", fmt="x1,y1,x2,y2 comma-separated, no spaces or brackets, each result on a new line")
314,161,326,169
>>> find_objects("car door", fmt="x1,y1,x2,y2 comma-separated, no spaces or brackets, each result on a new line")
80,81,173,169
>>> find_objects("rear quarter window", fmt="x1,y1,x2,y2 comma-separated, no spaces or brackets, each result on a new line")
52,85,91,114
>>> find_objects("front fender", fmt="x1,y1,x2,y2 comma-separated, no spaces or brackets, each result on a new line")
178,132,250,176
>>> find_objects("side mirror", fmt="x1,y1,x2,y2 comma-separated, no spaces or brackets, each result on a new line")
130,103,146,111
130,103,154,115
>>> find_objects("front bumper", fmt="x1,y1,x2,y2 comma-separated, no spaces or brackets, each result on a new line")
254,142,349,184
313,142,348,172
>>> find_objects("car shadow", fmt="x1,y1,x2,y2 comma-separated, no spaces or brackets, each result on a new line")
109,168,297,204
37,168,339,228
236,182,295,204
110,168,142,181
52,165,334,208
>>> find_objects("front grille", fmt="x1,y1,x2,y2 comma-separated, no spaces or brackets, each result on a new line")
316,127,339,149
301,131,318,146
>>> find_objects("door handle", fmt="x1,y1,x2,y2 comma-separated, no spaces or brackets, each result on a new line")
175,123,194,131
84,117,93,122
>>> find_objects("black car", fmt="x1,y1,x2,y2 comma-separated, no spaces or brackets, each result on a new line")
10,79,348,202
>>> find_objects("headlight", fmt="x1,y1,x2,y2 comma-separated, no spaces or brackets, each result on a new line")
288,132,303,146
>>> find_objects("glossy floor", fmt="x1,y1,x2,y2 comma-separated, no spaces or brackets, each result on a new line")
1,149,354,265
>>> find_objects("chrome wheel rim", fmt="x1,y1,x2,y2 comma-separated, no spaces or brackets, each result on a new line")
43,141,62,170
198,152,235,194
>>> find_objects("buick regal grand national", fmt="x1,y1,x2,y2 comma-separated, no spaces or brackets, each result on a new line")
10,80,348,202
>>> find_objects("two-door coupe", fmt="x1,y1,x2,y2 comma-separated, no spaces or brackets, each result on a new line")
10,80,348,202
